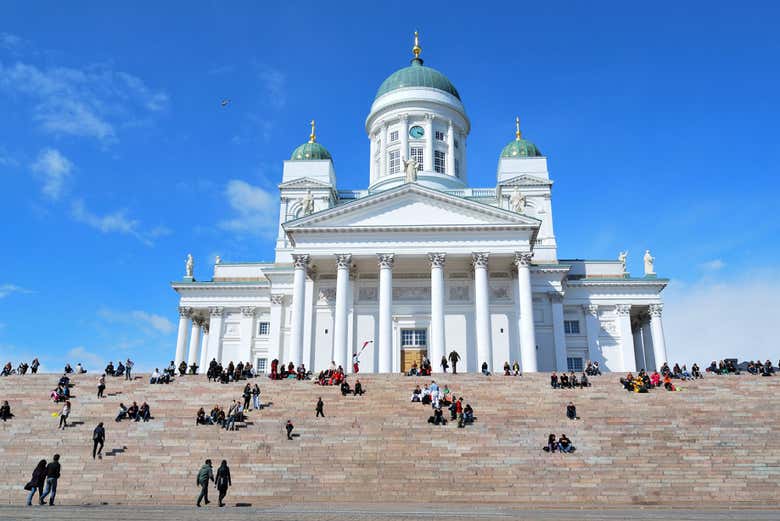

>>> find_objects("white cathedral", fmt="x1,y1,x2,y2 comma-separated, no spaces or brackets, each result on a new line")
171,35,669,375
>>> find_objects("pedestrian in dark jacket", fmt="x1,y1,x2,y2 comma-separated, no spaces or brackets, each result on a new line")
316,397,324,417
25,459,46,506
216,460,231,507
286,419,294,440
92,423,105,459
196,459,214,507
39,454,61,505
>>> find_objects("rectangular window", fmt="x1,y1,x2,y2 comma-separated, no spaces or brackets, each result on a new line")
435,130,445,141
567,357,584,372
564,320,580,335
454,139,459,149
390,130,399,142
258,321,270,335
454,158,460,176
410,146,423,168
389,150,400,175
434,150,446,173
401,328,427,347
256,358,267,373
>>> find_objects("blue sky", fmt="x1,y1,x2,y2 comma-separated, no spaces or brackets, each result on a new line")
2,1,779,371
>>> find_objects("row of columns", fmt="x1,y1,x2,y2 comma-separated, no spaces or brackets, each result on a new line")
288,251,539,373
174,307,211,372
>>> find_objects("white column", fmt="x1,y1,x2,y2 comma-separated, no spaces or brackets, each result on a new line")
380,122,388,178
206,307,224,365
429,253,446,373
400,114,409,167
290,254,310,366
473,253,492,372
584,304,601,366
514,252,538,372
424,114,434,172
615,304,636,372
268,294,284,368
550,294,567,372
632,323,646,371
240,307,256,364
378,254,395,373
641,319,655,371
198,324,210,373
187,316,203,369
174,306,191,366
649,304,668,371
334,254,352,372
460,131,468,183
369,133,377,184
446,120,455,176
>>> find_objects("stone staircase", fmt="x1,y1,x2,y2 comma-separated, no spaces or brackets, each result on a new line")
0,371,778,506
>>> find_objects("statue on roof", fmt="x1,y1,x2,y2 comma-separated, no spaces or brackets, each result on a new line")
509,190,526,213
643,250,655,276
185,253,194,278
618,251,628,274
402,156,419,183
301,190,314,216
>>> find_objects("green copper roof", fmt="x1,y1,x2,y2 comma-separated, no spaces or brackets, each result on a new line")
501,138,542,158
290,141,332,161
375,58,460,101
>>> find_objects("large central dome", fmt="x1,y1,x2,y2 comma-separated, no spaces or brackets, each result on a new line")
375,57,460,101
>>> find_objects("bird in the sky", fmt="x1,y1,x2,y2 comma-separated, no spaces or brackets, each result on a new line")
221,99,230,107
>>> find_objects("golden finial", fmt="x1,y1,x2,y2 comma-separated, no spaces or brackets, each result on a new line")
412,30,422,59
515,116,522,141
309,119,316,143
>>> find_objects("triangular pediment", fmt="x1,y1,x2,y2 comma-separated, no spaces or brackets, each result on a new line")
498,174,552,187
278,177,333,189
284,183,540,232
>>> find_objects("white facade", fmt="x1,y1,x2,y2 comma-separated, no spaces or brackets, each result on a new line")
171,42,669,374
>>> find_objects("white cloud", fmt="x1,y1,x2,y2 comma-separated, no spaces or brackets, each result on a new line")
67,346,104,369
699,259,725,271
0,60,168,144
219,179,277,237
0,284,31,299
98,308,175,335
664,269,779,367
30,147,73,200
70,199,171,246
0,33,23,51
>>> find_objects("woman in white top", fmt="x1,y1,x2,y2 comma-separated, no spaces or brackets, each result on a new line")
58,401,71,430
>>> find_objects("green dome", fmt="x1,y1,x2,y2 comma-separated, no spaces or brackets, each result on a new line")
290,141,332,161
375,58,460,101
501,138,542,158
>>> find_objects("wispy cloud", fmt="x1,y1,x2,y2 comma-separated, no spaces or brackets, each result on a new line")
699,259,725,271
67,346,104,368
70,199,171,246
258,66,286,109
98,308,176,335
219,179,277,237
30,147,73,200
0,60,168,144
0,284,32,299
0,32,24,51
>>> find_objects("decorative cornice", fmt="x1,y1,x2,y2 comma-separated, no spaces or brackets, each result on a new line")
472,252,489,269
377,253,395,269
209,306,224,317
615,304,632,316
649,303,663,317
428,252,446,268
567,278,669,289
513,251,533,267
292,254,310,270
270,294,285,305
178,306,192,318
335,253,352,270
241,306,256,317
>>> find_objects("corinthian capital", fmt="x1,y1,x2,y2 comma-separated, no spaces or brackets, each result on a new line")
471,252,489,269
377,253,395,269
209,306,224,317
335,254,352,270
615,304,632,316
513,251,533,267
241,306,256,317
178,306,192,318
193,316,205,327
649,303,663,317
270,294,285,305
428,253,446,268
292,254,310,269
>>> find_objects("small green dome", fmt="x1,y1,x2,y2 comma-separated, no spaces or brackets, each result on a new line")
501,138,542,158
375,58,460,101
290,141,332,161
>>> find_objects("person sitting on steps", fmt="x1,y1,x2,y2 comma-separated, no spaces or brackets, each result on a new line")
543,434,557,453
427,407,447,425
550,372,559,389
0,400,12,421
340,379,352,396
558,434,576,453
566,402,578,420
354,379,365,396
115,403,127,422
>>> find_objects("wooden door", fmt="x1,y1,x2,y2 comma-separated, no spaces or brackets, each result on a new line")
401,349,426,373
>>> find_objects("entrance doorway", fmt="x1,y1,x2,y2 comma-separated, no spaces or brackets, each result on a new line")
400,328,427,373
